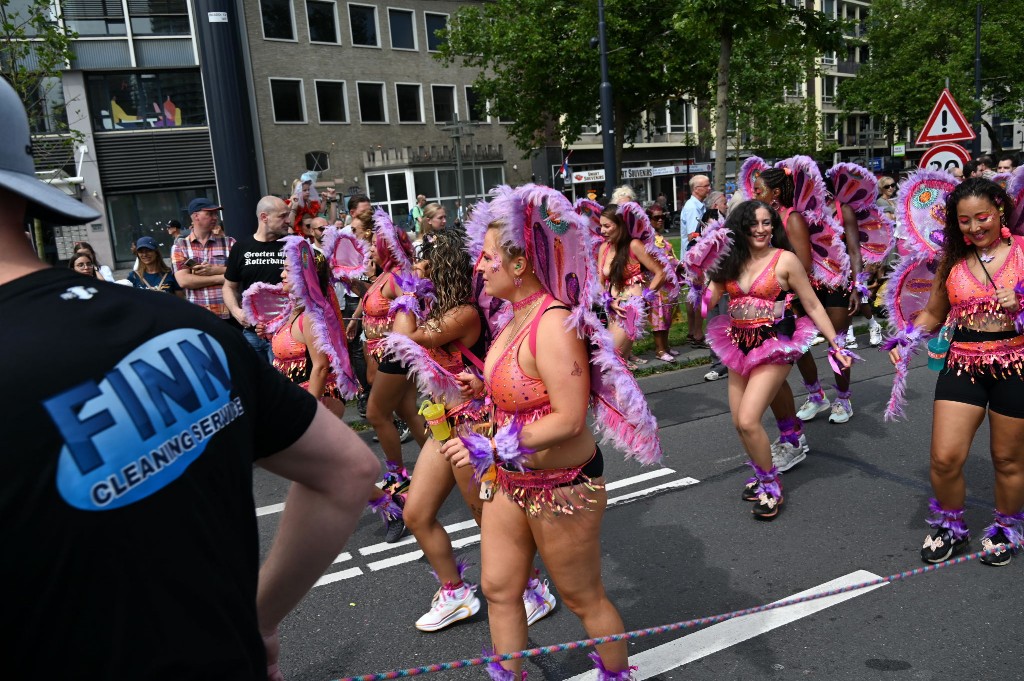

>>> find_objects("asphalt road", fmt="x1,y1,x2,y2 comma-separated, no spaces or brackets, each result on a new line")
254,340,1022,681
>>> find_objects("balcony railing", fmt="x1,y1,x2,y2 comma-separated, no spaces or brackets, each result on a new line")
363,144,505,168
836,60,861,75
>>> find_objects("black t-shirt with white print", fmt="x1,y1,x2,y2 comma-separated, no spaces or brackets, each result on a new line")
0,268,317,680
225,236,286,295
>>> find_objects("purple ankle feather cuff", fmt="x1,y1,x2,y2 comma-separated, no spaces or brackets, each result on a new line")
926,498,969,540
984,510,1024,545
588,652,637,681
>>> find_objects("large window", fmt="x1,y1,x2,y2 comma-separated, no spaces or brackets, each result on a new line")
260,0,295,40
371,167,504,222
128,0,190,35
465,87,487,123
349,4,379,47
388,8,416,50
424,12,447,52
315,80,348,123
395,84,423,123
107,187,216,263
86,70,206,131
269,78,306,123
26,76,68,135
431,85,456,123
307,0,339,43
357,82,387,123
63,0,126,36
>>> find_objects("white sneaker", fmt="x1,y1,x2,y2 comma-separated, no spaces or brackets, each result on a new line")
869,323,883,347
828,400,853,424
809,333,826,346
845,328,858,349
771,441,807,472
415,583,481,632
772,433,809,455
796,396,831,421
703,369,726,381
524,578,557,626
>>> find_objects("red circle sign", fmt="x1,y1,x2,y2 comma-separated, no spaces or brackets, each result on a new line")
919,143,972,173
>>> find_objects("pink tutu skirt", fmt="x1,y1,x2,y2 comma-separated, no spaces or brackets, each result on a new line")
706,315,817,377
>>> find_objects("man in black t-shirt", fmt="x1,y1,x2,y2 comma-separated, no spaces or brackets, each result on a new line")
224,195,293,362
0,77,379,680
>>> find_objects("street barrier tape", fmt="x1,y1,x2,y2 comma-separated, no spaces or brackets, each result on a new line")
334,541,1019,681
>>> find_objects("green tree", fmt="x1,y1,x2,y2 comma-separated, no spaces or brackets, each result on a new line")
437,0,713,182
1,0,77,143
837,0,1024,152
674,0,843,187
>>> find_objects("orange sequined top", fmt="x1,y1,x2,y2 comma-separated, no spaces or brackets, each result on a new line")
486,296,568,426
271,317,338,394
362,271,397,339
725,249,785,328
947,236,1024,329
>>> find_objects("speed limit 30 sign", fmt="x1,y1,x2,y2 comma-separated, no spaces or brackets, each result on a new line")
919,143,971,173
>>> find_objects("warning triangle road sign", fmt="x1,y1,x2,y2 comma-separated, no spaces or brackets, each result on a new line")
915,88,976,145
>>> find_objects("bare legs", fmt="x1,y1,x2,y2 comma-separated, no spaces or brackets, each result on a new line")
366,372,427,468
404,438,482,585
481,484,627,675
728,364,794,470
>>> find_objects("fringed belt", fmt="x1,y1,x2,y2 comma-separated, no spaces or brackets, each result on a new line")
495,449,604,517
947,329,1024,380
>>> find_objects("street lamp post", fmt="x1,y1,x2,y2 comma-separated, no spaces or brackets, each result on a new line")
596,0,616,198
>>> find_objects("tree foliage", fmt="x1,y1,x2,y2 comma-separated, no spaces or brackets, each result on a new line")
837,0,1024,150
1,0,77,140
437,0,713,173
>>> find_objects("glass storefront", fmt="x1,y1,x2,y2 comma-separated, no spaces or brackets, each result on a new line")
106,187,216,264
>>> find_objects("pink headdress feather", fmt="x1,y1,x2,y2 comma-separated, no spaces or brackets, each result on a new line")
321,226,370,282
280,236,360,399
372,207,414,274
739,156,770,203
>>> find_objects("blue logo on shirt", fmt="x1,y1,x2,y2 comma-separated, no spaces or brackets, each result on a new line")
43,329,242,511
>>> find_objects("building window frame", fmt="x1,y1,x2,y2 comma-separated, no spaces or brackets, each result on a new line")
431,83,458,124
307,0,341,44
348,2,380,48
260,0,297,42
314,79,349,124
394,83,424,124
269,77,307,124
387,7,417,51
356,80,389,124
423,11,448,52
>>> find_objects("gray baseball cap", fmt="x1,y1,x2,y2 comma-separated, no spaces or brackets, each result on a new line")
0,77,100,225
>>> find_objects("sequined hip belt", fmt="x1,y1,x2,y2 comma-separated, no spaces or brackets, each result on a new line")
947,329,1024,379
495,448,604,517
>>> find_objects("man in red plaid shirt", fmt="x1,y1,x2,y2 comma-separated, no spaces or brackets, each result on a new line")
172,198,237,321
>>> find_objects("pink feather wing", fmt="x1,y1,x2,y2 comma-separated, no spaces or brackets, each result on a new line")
242,282,292,335
828,162,878,212
895,170,957,259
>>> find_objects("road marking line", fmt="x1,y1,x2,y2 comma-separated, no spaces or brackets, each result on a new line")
607,477,699,505
256,502,285,516
331,552,352,565
559,569,887,681
314,567,363,587
258,470,678,521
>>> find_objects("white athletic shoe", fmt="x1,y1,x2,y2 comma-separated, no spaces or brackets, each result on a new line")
828,400,853,424
869,323,883,347
415,583,481,632
845,327,858,349
772,433,809,455
524,578,557,626
771,441,807,473
809,333,826,346
796,396,831,421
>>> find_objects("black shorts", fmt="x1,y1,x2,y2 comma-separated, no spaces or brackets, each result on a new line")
376,357,409,375
934,329,1024,418
815,284,850,309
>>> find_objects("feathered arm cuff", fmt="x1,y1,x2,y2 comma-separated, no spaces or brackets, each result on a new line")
458,420,534,481
827,333,864,373
390,294,426,321
390,272,436,320
881,324,935,422
854,271,871,300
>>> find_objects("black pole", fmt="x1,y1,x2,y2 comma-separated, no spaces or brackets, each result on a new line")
597,0,616,198
973,1,982,157
192,0,261,241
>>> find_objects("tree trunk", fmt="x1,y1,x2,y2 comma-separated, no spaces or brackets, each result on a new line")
713,27,733,190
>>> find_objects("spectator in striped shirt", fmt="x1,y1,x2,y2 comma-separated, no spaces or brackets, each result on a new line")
172,198,237,321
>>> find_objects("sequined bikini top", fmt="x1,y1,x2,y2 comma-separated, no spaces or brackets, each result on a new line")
600,243,644,290
362,271,397,337
947,236,1024,328
725,249,785,321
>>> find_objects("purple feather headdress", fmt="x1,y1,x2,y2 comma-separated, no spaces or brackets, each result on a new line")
616,201,680,293
372,207,414,274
